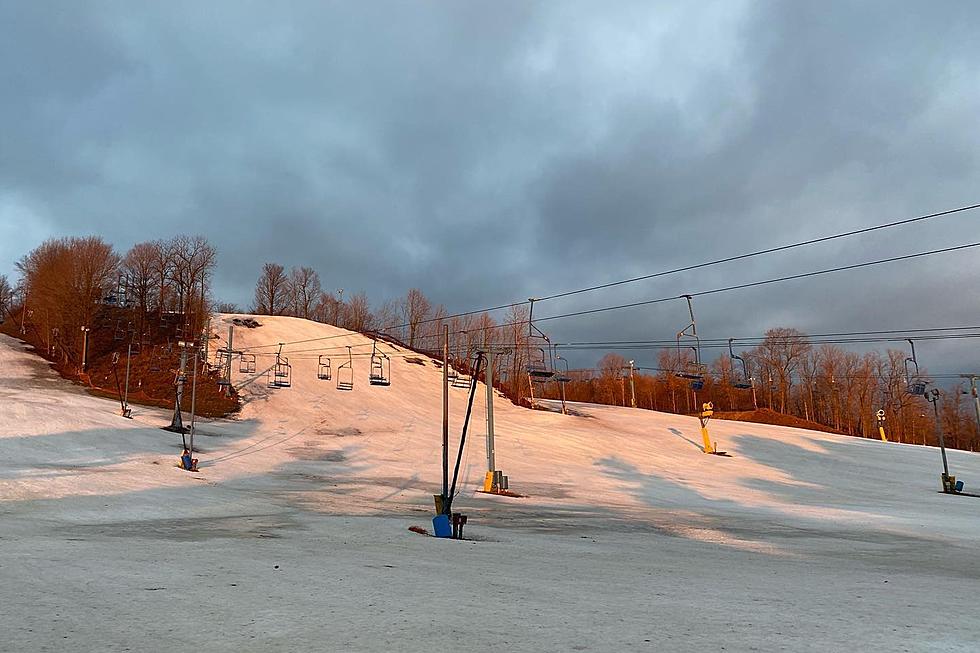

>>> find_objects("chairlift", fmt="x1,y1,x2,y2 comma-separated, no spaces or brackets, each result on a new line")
527,348,555,382
269,343,291,387
337,346,354,391
275,356,289,378
728,338,754,390
675,295,707,391
369,341,391,386
526,299,556,381
272,361,291,388
240,353,256,374
554,348,571,415
148,346,162,372
317,355,332,380
905,339,927,396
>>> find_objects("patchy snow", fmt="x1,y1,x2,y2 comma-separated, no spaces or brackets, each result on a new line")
2,318,979,652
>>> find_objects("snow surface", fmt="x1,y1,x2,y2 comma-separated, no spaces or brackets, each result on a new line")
2,316,979,652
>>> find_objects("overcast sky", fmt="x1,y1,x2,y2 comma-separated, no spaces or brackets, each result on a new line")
1,1,978,373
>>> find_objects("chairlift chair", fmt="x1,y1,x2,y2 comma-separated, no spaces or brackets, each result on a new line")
317,355,332,380
526,299,556,382
675,295,707,391
240,353,256,374
275,355,289,377
337,346,354,391
728,338,754,389
527,348,555,382
272,361,292,388
369,342,390,387
149,346,162,372
904,339,927,396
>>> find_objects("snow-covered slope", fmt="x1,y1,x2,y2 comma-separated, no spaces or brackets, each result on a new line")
202,314,980,547
3,318,980,652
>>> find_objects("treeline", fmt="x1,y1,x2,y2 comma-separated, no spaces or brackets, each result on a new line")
4,242,975,451
245,265,979,452
249,262,505,357
542,329,980,452
3,235,217,369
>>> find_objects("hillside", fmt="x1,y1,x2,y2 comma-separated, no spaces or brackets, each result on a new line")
2,316,980,652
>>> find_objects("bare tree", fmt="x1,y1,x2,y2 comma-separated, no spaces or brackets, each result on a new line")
288,266,321,319
403,288,431,348
214,302,240,313
504,304,529,404
346,291,372,331
0,274,12,320
753,327,811,413
373,298,399,333
16,236,119,364
253,263,290,315
122,241,160,334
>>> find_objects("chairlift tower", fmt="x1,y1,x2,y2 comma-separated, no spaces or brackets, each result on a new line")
214,325,242,395
481,347,510,494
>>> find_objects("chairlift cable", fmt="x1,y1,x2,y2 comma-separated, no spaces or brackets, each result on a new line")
240,204,980,351
535,202,980,302
402,240,980,342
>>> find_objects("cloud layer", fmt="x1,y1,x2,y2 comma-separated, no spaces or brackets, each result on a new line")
1,1,978,371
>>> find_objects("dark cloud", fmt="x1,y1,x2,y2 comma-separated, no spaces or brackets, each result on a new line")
1,0,978,373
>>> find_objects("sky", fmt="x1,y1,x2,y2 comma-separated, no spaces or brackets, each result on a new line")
1,1,979,374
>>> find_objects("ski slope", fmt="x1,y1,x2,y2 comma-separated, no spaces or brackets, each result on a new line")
2,317,979,652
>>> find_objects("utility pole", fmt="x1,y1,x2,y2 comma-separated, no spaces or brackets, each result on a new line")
80,326,91,372
202,317,210,370
121,342,133,418
628,360,637,408
20,289,28,335
166,342,189,434
441,324,449,514
485,347,496,477
927,388,952,491
961,375,980,441
188,338,200,460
